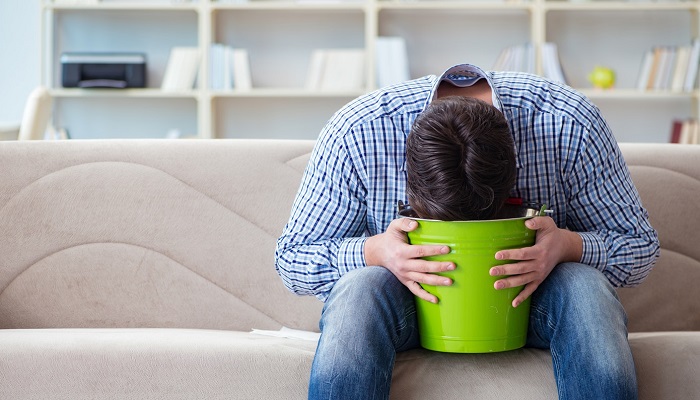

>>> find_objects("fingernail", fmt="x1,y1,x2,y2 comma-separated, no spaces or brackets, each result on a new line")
442,246,450,254
513,300,521,308
495,281,505,290
489,267,499,276
446,263,455,271
495,253,503,260
526,220,535,228
442,279,451,286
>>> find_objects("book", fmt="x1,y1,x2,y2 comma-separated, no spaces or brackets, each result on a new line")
230,48,252,91
655,46,675,91
210,43,226,90
676,119,699,144
685,38,700,92
306,49,365,91
636,49,654,91
669,119,683,143
375,36,410,88
541,42,567,85
491,43,535,74
305,49,326,91
670,45,690,93
646,46,663,90
320,49,365,91
162,47,201,91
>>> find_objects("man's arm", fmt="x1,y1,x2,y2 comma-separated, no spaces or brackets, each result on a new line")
489,117,659,307
562,119,660,286
275,130,368,302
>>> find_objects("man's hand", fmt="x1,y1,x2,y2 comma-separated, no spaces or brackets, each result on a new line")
490,216,583,308
365,218,455,304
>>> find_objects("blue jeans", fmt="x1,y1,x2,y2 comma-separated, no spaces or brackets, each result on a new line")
308,263,637,400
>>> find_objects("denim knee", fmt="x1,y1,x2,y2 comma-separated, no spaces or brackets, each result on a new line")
534,262,627,325
528,263,636,399
319,266,418,348
310,267,419,399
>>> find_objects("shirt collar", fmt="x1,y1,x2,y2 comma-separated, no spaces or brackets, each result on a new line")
426,63,503,111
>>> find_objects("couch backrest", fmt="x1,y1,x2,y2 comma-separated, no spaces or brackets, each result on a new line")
1,140,696,334
0,139,323,332
617,143,700,332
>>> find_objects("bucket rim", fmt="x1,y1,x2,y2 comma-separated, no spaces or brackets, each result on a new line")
396,201,549,223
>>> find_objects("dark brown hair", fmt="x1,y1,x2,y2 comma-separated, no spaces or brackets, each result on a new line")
406,96,516,221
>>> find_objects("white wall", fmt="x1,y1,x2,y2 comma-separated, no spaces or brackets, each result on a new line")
0,1,40,124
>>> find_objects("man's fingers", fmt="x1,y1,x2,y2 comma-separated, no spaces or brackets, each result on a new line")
493,271,535,290
525,216,555,230
395,217,418,233
512,283,539,308
409,271,452,287
409,244,451,259
495,246,535,261
407,281,439,304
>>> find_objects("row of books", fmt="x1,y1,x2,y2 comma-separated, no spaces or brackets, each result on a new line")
492,43,567,85
669,119,700,145
209,44,252,91
636,39,700,92
305,37,408,91
305,40,568,91
161,45,252,91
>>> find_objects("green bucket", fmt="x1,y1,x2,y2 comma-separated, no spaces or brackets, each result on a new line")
399,203,543,353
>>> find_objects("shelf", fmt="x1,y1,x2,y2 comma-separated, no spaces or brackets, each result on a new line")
42,0,700,142
376,1,533,10
45,3,200,11
578,89,695,100
544,1,696,11
212,1,367,10
210,88,366,97
49,88,199,98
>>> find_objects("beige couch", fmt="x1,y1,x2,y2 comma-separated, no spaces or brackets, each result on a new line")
0,139,698,399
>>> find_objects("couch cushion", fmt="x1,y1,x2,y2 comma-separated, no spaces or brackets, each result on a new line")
617,144,700,332
0,140,321,332
630,332,700,399
2,329,697,400
0,328,317,399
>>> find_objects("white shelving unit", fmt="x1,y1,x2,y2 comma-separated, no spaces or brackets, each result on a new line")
41,0,700,142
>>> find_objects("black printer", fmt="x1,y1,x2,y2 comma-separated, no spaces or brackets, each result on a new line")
61,52,147,88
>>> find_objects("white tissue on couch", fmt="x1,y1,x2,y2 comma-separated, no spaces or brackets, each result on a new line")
251,326,321,342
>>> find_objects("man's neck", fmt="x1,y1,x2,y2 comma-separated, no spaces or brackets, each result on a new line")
435,79,493,106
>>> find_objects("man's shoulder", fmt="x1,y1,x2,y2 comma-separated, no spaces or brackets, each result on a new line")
492,71,600,126
325,76,434,137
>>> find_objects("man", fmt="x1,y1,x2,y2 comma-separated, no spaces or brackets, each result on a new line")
275,63,660,399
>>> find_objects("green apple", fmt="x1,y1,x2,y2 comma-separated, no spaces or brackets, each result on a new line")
588,66,616,89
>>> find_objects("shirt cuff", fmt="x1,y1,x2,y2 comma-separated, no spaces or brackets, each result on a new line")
577,231,608,270
337,237,368,276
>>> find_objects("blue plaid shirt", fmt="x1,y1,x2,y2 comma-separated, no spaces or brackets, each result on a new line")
275,63,660,302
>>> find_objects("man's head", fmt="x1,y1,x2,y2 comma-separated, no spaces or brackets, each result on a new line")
406,96,516,221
